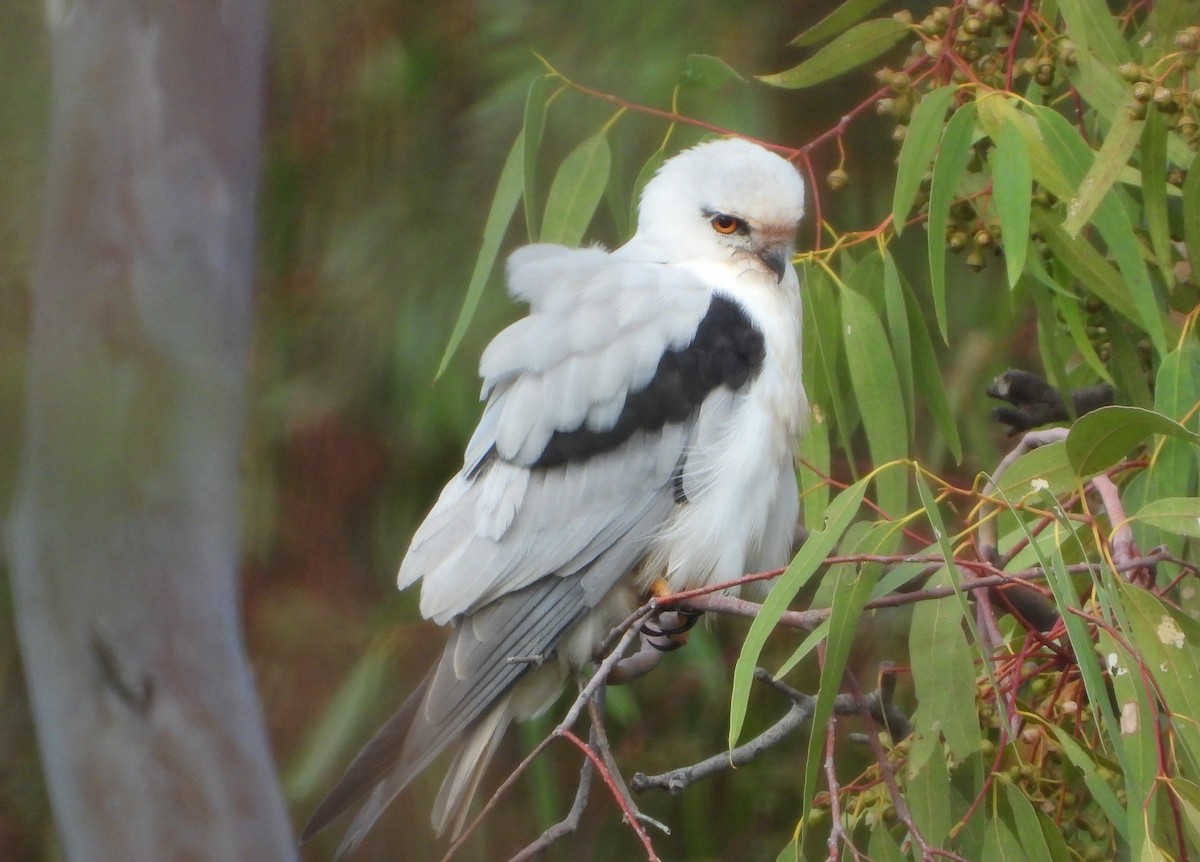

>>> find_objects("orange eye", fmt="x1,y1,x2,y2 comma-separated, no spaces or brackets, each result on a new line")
710,214,743,235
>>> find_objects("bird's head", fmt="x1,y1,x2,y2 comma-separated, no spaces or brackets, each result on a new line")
629,138,806,284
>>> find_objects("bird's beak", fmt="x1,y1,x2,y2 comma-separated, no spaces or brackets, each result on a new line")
757,245,793,283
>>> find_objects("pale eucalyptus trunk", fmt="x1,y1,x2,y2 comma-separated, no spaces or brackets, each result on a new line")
6,2,298,859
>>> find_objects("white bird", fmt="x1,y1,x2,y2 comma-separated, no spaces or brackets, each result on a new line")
302,137,809,856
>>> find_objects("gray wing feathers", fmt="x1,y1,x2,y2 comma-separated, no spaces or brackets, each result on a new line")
480,245,712,465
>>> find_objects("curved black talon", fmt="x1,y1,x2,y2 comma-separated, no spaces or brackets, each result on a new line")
641,609,703,639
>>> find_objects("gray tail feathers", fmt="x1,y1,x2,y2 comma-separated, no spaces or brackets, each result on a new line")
299,673,430,846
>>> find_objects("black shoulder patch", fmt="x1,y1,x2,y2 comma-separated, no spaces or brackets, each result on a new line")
533,295,764,469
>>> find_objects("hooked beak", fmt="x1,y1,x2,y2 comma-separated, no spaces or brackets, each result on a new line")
757,245,793,283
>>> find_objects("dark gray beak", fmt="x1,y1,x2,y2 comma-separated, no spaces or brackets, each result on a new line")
758,246,792,283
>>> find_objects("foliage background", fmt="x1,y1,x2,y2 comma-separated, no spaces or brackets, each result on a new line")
3,1,1192,861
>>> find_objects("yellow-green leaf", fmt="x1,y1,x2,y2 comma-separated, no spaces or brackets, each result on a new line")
1064,108,1141,237
436,131,526,378
788,0,891,47
759,18,910,89
1066,405,1200,476
993,116,1032,288
928,102,978,343
540,130,611,247
892,85,956,233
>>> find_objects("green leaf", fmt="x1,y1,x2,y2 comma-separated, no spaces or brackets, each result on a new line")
1031,105,1168,356
993,438,1076,501
1132,497,1200,538
1054,292,1113,384
759,19,910,89
867,825,906,862
892,85,956,233
788,0,892,47
1172,778,1200,851
1097,626,1157,850
729,477,868,748
284,636,397,799
902,274,962,462
1057,0,1132,67
1065,405,1200,476
1120,583,1200,776
1002,781,1060,862
840,282,908,515
436,131,526,378
992,116,1032,288
1184,153,1200,288
1032,209,1140,327
799,528,882,828
981,810,1031,862
680,53,746,88
928,102,978,343
881,251,913,435
800,264,854,459
540,130,611,247
521,75,552,240
909,567,980,762
906,746,952,847
1141,111,1173,281
798,406,831,533
1063,110,1141,237
1044,722,1128,837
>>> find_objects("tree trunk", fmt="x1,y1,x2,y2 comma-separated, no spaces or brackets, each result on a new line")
6,1,298,859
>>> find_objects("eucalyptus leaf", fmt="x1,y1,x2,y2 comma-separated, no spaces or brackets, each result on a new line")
892,85,956,233
436,131,526,378
759,19,910,90
928,103,978,343
788,0,892,47
1065,405,1200,476
540,130,611,247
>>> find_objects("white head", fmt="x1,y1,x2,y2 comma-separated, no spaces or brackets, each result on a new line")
628,138,806,283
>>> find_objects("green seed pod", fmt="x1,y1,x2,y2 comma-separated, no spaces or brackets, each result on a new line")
826,168,850,190
1132,81,1154,102
1153,86,1180,112
1035,62,1055,87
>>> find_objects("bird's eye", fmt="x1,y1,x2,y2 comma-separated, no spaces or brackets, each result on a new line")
710,214,744,235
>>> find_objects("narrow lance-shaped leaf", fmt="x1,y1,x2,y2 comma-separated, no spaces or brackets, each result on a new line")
1032,105,1168,356
521,75,552,240
992,116,1032,289
1184,152,1200,287
540,130,611,248
729,476,868,747
1140,110,1173,281
881,251,913,434
759,18,910,90
788,0,892,47
680,53,747,88
901,272,962,462
436,131,526,378
799,539,881,828
1064,108,1141,237
927,102,978,343
892,85,957,233
840,282,908,515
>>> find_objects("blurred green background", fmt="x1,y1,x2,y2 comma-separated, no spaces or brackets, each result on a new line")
0,1,1027,860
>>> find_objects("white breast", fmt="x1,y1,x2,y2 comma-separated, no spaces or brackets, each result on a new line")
642,264,806,593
